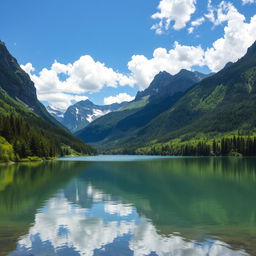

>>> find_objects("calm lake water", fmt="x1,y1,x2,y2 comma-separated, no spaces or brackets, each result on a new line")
0,156,256,256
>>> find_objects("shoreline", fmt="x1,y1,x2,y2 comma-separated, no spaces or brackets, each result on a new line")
1,154,255,165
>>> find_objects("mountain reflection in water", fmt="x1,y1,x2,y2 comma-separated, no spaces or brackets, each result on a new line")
0,157,255,256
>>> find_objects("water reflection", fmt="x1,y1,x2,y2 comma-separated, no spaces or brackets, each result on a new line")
1,157,256,255
9,184,248,256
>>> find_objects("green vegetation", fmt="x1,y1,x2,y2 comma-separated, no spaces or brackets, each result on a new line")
0,115,56,159
76,107,141,143
0,136,15,162
134,136,256,156
0,41,63,128
77,41,256,157
0,92,96,161
194,84,226,111
0,42,96,161
118,97,149,111
76,92,186,145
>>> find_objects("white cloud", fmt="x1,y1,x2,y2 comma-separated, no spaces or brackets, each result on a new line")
242,0,256,4
128,42,205,89
204,0,215,24
204,1,256,71
151,0,197,34
61,56,135,93
22,2,256,107
129,1,256,88
188,16,205,33
22,62,35,74
205,1,233,26
21,57,135,110
191,16,205,27
104,93,135,105
39,93,88,111
188,27,195,33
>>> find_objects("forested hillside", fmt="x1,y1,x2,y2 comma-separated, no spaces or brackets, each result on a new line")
0,42,96,162
77,41,256,156
76,69,207,147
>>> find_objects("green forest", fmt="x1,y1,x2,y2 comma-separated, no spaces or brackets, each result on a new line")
0,41,96,162
134,136,256,157
0,114,96,162
77,42,256,158
2,39,256,160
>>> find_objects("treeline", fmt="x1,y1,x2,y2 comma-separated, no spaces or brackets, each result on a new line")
0,114,95,161
0,115,56,161
213,137,256,156
137,136,256,157
0,136,15,162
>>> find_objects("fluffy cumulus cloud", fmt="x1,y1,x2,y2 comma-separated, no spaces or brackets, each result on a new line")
104,93,135,105
151,0,197,34
204,1,256,71
21,56,135,110
21,1,256,108
129,1,256,88
128,42,205,89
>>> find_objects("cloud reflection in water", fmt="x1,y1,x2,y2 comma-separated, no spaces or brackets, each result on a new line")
9,183,249,256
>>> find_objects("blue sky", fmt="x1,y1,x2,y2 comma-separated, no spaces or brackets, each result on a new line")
1,0,256,109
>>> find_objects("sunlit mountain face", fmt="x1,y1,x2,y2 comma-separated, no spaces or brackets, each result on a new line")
1,157,256,256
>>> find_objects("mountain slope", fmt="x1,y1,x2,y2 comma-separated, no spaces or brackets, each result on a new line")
77,41,256,153
47,100,129,133
136,69,209,100
60,100,128,133
76,70,207,147
0,86,95,160
139,41,256,143
0,41,64,128
46,105,65,123
0,42,95,160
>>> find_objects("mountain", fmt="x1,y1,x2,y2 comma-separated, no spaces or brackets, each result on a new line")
137,41,256,144
0,41,64,129
77,41,256,155
135,70,209,100
47,100,129,133
76,69,208,147
49,69,207,134
0,41,95,161
46,105,65,123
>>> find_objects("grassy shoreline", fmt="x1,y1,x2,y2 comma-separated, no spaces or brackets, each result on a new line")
0,153,97,165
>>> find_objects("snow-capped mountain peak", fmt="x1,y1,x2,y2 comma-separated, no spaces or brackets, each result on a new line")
46,100,128,133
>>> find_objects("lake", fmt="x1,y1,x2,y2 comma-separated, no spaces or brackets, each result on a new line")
0,156,256,256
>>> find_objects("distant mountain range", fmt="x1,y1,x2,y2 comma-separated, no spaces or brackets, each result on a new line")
0,41,95,161
3,38,256,158
47,100,129,133
4,37,254,157
75,69,209,147
76,41,256,155
48,69,209,134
